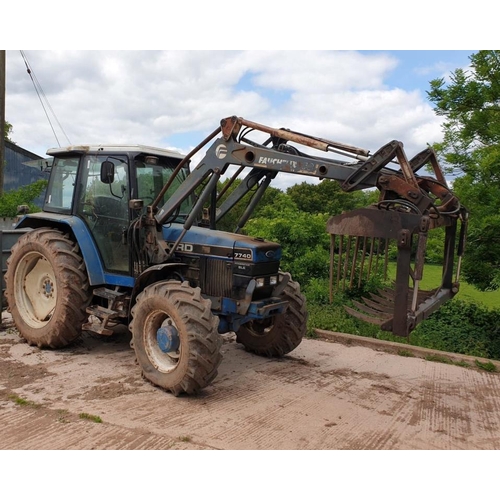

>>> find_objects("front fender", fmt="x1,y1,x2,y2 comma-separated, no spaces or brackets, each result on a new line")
129,263,188,320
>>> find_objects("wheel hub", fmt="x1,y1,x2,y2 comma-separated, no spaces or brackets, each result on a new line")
20,254,57,323
156,322,180,353
43,278,54,297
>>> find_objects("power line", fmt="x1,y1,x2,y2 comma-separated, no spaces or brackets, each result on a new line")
20,51,71,146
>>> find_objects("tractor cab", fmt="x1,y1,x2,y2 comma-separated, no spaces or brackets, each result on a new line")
43,145,191,273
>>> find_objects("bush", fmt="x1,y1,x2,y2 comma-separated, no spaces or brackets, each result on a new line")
304,277,388,338
0,180,48,218
410,300,500,359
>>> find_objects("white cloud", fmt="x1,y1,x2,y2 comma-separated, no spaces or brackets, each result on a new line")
6,50,447,190
243,51,398,92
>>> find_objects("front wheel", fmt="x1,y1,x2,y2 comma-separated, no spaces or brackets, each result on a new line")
5,228,91,348
130,281,222,396
236,273,307,357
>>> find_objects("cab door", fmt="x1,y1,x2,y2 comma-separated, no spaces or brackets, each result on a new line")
77,155,130,273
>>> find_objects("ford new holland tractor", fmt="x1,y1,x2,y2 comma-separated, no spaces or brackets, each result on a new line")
5,116,468,395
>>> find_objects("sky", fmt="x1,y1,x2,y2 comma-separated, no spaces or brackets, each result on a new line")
4,49,475,190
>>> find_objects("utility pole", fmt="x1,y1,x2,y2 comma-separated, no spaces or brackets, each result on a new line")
0,49,5,197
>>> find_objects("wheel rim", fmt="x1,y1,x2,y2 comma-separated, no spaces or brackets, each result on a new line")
14,251,57,328
143,311,182,373
245,317,275,338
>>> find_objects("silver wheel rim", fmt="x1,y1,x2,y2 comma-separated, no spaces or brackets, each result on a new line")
14,251,57,328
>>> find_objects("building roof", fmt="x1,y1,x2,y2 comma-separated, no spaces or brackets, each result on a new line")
5,139,43,161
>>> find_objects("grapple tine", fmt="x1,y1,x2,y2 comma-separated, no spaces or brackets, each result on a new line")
352,300,392,319
368,292,395,307
383,238,389,280
358,237,367,288
344,305,386,326
363,296,394,313
370,294,394,314
375,237,382,274
350,236,360,288
336,235,343,292
329,234,335,302
342,236,352,291
367,237,375,279
377,287,397,300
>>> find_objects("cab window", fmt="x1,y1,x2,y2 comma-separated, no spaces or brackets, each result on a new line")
44,157,79,212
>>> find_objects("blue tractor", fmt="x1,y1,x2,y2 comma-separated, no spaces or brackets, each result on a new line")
5,116,468,395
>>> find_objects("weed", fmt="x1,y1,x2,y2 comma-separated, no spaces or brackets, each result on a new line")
178,435,192,443
453,360,471,368
8,394,40,408
425,354,453,364
398,349,415,357
79,412,103,423
57,409,70,424
475,360,497,372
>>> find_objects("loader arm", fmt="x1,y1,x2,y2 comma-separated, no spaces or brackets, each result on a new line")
153,116,442,228
144,116,468,337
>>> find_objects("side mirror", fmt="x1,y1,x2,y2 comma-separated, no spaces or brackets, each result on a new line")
100,160,115,184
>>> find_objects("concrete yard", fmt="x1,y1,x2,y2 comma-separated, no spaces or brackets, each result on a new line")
1,313,500,450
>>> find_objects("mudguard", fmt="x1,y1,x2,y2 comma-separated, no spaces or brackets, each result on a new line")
15,212,134,287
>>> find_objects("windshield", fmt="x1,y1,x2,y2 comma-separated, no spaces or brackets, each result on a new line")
135,160,193,221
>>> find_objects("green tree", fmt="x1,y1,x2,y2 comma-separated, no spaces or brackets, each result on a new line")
4,120,12,140
427,50,500,290
245,192,331,285
287,179,374,215
215,177,281,232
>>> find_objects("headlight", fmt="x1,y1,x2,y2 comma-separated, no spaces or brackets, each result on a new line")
270,275,278,286
255,278,265,288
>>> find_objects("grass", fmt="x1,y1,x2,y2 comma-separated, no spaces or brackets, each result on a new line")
79,412,103,423
397,349,415,357
425,354,454,364
8,394,40,408
387,262,500,309
475,360,497,372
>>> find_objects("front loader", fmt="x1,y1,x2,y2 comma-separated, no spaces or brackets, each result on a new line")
5,116,468,395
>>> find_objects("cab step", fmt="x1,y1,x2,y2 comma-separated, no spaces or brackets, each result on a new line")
82,287,129,336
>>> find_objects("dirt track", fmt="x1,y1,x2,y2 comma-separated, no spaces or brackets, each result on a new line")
1,312,500,450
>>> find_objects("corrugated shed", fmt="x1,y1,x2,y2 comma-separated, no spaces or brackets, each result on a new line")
3,139,49,204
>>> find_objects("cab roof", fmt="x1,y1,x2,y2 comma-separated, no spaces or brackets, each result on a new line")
46,144,185,160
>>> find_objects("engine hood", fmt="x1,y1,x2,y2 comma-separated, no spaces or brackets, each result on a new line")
162,224,281,264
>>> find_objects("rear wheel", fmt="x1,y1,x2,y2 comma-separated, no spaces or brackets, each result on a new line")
236,273,307,357
5,228,91,348
130,281,222,396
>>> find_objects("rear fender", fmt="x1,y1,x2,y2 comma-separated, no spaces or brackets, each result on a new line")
15,213,108,285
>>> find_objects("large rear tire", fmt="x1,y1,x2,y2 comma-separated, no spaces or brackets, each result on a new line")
236,273,307,357
5,228,91,348
130,281,222,396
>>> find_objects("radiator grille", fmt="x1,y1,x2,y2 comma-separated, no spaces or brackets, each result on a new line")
202,259,232,297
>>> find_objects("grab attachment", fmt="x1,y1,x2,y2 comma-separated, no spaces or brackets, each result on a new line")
327,206,466,337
